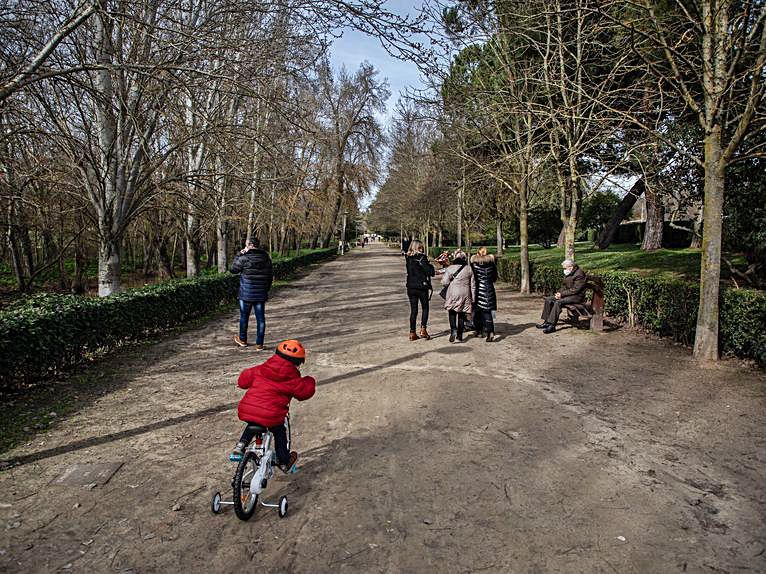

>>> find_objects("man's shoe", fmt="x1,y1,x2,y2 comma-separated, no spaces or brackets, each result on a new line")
449,330,456,343
486,332,494,342
456,331,464,342
409,331,419,341
419,327,431,340
543,325,556,334
535,322,550,329
234,336,248,347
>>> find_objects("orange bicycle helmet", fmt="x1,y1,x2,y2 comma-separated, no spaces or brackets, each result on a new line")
275,339,306,365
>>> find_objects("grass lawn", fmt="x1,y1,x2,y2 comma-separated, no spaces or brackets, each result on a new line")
505,243,706,280
433,242,747,282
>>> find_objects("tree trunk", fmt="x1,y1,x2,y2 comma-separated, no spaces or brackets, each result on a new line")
457,176,463,249
564,218,576,261
20,225,34,277
642,183,664,251
217,218,228,273
72,239,87,294
693,128,725,362
6,200,26,291
170,233,178,272
496,219,504,255
57,247,68,290
155,237,174,279
519,193,530,294
595,178,645,249
98,234,122,296
205,237,216,269
71,211,87,293
142,229,153,277
689,210,703,249
186,212,200,277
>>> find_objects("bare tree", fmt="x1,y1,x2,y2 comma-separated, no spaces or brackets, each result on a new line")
603,0,766,361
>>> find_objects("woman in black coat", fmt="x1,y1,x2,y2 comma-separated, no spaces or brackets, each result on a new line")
470,247,498,342
405,240,435,340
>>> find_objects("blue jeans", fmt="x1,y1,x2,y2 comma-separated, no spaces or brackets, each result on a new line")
239,300,266,345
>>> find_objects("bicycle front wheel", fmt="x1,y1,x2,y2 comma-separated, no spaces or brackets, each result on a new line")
233,451,259,521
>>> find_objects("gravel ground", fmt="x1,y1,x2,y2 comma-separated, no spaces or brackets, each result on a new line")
1,243,764,574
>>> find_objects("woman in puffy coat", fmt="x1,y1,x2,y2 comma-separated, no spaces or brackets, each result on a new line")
441,249,474,342
230,237,273,349
405,240,435,340
470,247,498,342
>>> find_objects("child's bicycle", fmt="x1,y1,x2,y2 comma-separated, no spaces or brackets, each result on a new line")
210,417,295,521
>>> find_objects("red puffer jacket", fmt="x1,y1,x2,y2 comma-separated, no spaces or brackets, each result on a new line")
237,354,316,427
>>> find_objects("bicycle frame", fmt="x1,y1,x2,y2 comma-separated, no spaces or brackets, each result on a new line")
211,417,292,517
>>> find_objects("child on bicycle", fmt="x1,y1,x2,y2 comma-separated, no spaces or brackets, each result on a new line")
231,339,316,471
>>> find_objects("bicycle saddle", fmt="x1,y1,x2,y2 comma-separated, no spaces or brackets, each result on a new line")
245,423,268,435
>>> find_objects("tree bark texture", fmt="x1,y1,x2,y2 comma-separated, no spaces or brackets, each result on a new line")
641,183,664,251
98,235,121,296
693,127,725,361
518,193,530,294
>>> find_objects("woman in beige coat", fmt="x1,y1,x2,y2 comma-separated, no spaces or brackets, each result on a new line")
440,250,474,342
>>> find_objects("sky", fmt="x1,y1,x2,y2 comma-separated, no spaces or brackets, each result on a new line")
328,2,430,209
328,1,428,124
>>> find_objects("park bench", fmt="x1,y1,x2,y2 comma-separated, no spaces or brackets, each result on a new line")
561,276,605,332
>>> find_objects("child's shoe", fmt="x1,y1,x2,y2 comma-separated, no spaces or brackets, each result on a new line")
229,442,246,461
279,451,298,473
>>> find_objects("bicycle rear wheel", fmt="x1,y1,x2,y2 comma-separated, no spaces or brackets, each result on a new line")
233,451,259,521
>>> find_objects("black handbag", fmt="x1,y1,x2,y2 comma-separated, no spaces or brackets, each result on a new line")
439,264,466,299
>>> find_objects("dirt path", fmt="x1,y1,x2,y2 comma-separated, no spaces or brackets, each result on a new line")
1,244,765,574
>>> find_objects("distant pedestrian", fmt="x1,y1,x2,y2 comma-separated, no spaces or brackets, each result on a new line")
405,240,435,340
441,249,474,342
230,236,273,349
470,247,498,342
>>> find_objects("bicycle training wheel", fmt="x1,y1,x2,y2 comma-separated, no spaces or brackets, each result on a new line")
278,495,288,518
210,491,222,514
233,452,259,521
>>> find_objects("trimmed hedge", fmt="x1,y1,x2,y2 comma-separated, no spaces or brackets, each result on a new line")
498,257,766,366
0,248,337,389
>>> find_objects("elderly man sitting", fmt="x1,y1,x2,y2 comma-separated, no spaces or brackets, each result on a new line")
536,259,587,334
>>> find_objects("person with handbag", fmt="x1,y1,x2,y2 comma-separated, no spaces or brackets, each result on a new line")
440,249,474,342
405,240,436,340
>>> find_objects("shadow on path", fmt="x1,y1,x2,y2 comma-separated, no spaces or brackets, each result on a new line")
0,402,238,469
1,345,467,469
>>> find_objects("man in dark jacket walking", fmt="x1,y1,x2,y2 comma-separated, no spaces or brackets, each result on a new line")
537,259,587,334
230,237,273,349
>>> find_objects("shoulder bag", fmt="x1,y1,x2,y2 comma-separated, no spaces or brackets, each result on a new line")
439,264,466,299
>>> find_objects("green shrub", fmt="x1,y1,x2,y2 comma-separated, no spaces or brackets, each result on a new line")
0,248,336,389
498,256,765,366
